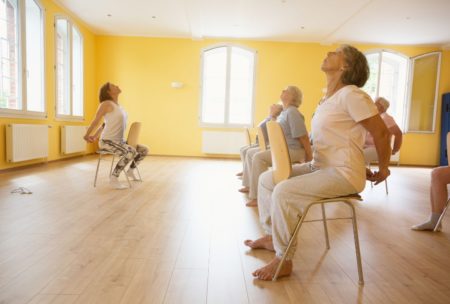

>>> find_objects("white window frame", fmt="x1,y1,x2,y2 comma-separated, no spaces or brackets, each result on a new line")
199,44,257,128
54,15,84,121
405,51,442,133
0,0,46,119
363,48,410,130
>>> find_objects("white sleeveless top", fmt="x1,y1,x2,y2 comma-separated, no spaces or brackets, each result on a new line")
100,101,127,142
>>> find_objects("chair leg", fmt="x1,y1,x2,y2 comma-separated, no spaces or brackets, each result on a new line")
321,203,330,249
434,198,450,232
124,170,132,188
346,201,364,285
135,166,142,181
385,179,389,195
273,210,309,281
109,155,115,176
94,154,102,188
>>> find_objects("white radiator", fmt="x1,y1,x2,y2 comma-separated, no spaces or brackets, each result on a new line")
6,124,49,162
61,126,87,154
202,131,247,154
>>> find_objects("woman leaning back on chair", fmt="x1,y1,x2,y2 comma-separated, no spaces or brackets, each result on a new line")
244,45,392,280
84,82,148,190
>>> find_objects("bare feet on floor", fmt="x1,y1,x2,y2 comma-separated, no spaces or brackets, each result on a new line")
246,199,257,207
244,235,275,251
252,257,293,281
239,187,249,193
236,172,243,177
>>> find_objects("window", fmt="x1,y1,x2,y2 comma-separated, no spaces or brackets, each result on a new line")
55,16,83,119
200,45,256,127
362,50,409,129
0,0,44,117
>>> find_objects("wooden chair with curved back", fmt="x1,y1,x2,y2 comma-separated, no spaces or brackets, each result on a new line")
257,126,267,151
93,122,142,187
434,132,450,231
266,121,364,284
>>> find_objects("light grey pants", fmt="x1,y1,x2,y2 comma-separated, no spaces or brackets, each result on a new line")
242,146,260,188
240,144,258,172
258,163,358,259
248,148,305,200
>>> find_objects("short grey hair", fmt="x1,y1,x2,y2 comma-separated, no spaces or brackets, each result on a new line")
340,44,370,88
287,85,303,108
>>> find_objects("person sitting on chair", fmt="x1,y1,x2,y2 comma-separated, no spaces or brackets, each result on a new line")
244,45,391,280
412,166,450,231
241,86,313,207
237,104,283,177
364,97,403,164
84,82,148,189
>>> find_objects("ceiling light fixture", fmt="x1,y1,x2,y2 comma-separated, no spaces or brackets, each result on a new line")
107,14,112,17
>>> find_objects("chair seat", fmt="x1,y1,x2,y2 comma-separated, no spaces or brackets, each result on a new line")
317,193,362,202
96,149,115,155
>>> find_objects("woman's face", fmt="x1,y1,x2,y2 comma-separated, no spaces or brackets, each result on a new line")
108,83,122,96
280,88,294,104
321,47,346,72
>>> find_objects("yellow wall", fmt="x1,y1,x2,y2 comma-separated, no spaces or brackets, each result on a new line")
0,0,97,170
1,0,449,170
95,37,450,166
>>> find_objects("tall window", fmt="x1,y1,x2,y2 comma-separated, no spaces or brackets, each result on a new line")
0,0,44,116
362,50,409,128
200,45,256,127
55,16,83,119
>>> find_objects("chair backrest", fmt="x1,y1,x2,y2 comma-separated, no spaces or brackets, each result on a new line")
245,128,252,146
267,121,292,185
447,132,450,163
257,127,267,151
127,122,142,148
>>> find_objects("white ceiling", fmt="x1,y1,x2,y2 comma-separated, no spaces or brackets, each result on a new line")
54,0,450,47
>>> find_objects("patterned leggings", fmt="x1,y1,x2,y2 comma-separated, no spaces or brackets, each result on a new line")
100,140,149,177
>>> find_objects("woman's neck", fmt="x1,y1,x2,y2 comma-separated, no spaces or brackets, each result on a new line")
325,73,345,99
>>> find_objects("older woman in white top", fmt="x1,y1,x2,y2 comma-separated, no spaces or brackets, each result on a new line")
84,82,148,189
244,45,391,280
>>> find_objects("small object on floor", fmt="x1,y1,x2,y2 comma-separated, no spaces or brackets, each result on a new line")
11,187,33,194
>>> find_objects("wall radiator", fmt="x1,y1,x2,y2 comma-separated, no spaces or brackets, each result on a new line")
202,131,247,154
6,124,49,163
61,126,87,154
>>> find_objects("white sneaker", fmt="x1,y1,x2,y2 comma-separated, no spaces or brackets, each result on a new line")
109,176,128,190
126,168,140,181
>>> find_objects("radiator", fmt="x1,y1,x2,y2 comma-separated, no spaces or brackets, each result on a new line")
202,131,247,154
6,124,49,162
61,126,87,154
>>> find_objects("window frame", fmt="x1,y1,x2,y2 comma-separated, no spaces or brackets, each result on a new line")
54,15,84,121
199,43,257,128
0,0,46,119
405,51,442,134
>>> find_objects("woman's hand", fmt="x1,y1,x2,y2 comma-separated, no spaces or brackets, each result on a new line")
83,135,96,143
366,167,390,185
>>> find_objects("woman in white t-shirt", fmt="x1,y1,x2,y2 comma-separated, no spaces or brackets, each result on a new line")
84,82,148,189
244,45,392,281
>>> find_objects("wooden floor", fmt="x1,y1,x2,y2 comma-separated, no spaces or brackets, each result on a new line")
0,156,449,304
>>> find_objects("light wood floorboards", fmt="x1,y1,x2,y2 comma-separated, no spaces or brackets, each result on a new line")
0,156,449,304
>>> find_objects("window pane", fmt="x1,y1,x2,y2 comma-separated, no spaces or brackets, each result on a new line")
378,52,408,128
362,53,380,100
56,18,70,115
201,47,227,124
0,0,20,110
25,0,43,112
228,47,254,125
408,53,440,132
72,26,83,116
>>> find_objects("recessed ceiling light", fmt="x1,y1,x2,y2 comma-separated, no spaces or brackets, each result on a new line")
107,14,112,17
152,16,156,19
300,26,305,30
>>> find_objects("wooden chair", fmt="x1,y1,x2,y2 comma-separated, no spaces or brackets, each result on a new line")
257,126,267,151
93,122,142,187
244,128,252,146
434,132,450,231
266,121,364,284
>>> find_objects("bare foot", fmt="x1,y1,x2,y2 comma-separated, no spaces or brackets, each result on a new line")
239,187,249,193
244,235,275,251
252,257,293,281
246,199,257,207
236,172,243,177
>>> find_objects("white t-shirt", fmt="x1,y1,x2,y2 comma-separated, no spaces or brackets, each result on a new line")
100,101,127,142
311,85,378,191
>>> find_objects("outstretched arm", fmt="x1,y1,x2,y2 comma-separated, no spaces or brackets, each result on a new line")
84,102,111,142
